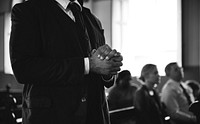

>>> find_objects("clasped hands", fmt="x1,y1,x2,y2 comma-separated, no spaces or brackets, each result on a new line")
89,44,123,76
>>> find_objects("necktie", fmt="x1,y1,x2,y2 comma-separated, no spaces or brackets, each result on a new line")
68,2,91,56
180,84,192,105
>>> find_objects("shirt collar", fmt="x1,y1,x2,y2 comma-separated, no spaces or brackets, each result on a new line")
56,0,82,11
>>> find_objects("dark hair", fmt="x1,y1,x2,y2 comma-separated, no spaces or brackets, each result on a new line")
139,64,156,82
188,82,199,92
116,70,131,87
165,62,177,77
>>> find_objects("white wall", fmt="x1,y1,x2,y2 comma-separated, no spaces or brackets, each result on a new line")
91,0,112,46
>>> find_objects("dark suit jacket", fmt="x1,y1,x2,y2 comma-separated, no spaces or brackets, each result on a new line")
134,85,165,124
10,0,114,124
189,101,200,124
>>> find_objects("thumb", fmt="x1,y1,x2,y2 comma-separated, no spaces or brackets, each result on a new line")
91,49,96,55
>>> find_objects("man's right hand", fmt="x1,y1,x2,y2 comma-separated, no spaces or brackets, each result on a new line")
89,45,123,76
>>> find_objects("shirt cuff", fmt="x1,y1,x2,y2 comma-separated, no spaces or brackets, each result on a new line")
84,57,89,75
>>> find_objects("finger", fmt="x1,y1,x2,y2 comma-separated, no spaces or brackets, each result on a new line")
111,55,123,62
101,45,112,60
106,60,123,68
101,49,111,60
105,49,117,60
111,67,121,72
91,49,96,55
97,44,110,54
97,45,112,60
110,61,123,67
114,52,121,57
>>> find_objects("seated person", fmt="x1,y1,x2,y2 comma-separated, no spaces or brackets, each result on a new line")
107,70,137,111
185,80,200,101
160,62,196,124
134,64,166,124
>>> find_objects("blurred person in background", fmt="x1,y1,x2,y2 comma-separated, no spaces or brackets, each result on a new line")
134,64,167,124
108,70,137,111
186,80,200,124
185,80,200,101
108,70,137,124
160,62,196,124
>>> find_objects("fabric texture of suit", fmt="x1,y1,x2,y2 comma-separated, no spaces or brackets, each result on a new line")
9,0,114,124
134,85,165,124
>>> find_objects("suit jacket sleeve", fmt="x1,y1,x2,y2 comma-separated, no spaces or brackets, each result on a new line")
82,8,114,88
10,3,85,86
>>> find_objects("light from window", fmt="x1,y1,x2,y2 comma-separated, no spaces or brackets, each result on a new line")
112,0,181,76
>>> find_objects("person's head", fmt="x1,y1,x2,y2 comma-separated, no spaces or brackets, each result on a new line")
139,64,160,88
165,62,183,82
116,70,132,88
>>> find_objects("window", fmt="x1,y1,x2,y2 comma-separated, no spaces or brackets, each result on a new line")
4,13,12,74
112,0,182,76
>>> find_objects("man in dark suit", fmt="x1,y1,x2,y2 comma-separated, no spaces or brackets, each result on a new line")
134,64,166,124
9,0,123,124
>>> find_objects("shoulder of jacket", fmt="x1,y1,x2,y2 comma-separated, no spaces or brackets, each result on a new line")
12,1,29,9
11,1,30,18
82,7,103,29
12,1,38,13
136,86,148,95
